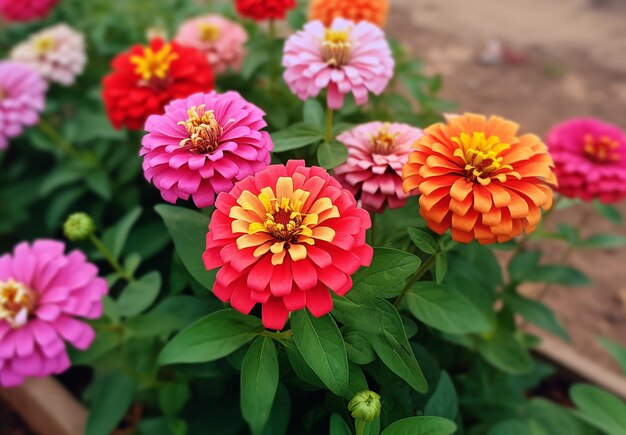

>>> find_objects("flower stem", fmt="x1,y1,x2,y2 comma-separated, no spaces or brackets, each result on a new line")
325,108,334,142
394,254,437,307
89,234,134,282
37,118,80,158
269,19,276,40
355,420,366,435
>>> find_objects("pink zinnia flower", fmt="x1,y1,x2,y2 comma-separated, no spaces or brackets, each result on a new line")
547,117,626,203
0,240,108,387
334,122,423,213
0,0,59,22
10,24,86,86
203,160,374,330
0,61,47,150
141,91,273,208
283,18,394,109
175,15,248,75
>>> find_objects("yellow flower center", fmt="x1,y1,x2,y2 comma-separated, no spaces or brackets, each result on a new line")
178,105,223,154
130,44,178,82
452,132,513,185
322,29,352,67
371,124,399,154
199,23,220,42
34,35,56,54
0,279,37,329
230,177,339,265
583,134,621,163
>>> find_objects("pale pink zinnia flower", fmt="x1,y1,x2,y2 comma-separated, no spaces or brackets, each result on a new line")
175,15,248,75
10,24,87,86
0,240,108,387
0,0,59,22
0,61,47,150
283,18,394,109
141,91,273,208
334,122,423,212
547,117,626,203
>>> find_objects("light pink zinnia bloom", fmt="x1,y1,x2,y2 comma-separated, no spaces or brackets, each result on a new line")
0,61,47,150
175,15,248,75
0,240,108,387
141,91,273,208
547,117,626,203
283,18,394,109
0,0,58,22
10,24,86,86
334,122,423,212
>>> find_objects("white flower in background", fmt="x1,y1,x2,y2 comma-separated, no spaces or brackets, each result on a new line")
10,24,86,86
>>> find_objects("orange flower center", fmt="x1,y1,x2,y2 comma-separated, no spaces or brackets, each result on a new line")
199,23,220,42
583,134,620,163
130,44,178,83
371,124,398,154
34,35,56,55
451,132,513,185
0,279,37,329
322,29,352,67
230,177,339,265
178,105,223,154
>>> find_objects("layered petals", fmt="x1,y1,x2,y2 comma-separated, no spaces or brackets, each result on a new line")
235,0,296,21
309,0,389,27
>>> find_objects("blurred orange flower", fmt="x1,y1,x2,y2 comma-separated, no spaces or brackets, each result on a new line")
402,113,557,244
309,0,389,27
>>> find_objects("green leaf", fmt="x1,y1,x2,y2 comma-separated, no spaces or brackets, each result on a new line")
261,383,291,435
434,254,447,285
477,333,533,374
531,265,590,286
159,383,190,417
116,271,161,317
594,201,622,224
571,383,626,435
271,124,323,152
291,311,349,396
101,207,142,260
424,372,458,421
503,293,569,341
598,337,626,375
406,281,492,334
344,331,376,365
381,416,456,435
528,398,592,435
158,309,262,365
155,204,215,290
241,49,267,80
125,312,181,339
488,419,547,435
580,233,626,249
329,413,352,435
317,140,348,169
508,251,541,283
407,227,438,254
303,99,325,131
85,169,111,200
85,372,137,435
70,329,121,365
241,337,279,435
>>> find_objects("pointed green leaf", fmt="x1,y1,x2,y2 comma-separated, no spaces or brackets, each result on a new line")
381,416,456,435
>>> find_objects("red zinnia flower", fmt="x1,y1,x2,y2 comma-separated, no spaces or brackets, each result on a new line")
203,160,373,330
102,38,214,131
235,0,296,21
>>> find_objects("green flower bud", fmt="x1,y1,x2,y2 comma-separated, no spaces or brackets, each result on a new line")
63,212,95,241
348,390,381,422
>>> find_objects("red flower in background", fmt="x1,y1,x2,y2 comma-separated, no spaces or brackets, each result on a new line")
235,0,296,21
102,38,214,131
0,0,59,22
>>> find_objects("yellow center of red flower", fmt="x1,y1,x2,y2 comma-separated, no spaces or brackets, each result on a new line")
130,44,178,82
230,177,339,265
583,134,620,163
322,29,352,67
178,105,223,154
371,124,398,154
199,23,220,42
451,132,513,185
0,280,36,329
34,36,56,54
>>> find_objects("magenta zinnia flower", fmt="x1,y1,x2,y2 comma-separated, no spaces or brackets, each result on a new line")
334,122,423,213
0,240,108,387
141,91,273,208
175,15,248,75
283,18,394,109
547,117,626,203
0,0,59,22
0,61,47,150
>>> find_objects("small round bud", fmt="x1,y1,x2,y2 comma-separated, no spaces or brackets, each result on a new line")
348,390,381,422
63,212,95,241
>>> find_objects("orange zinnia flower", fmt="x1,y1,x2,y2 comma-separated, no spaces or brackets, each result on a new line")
402,113,557,244
309,0,389,28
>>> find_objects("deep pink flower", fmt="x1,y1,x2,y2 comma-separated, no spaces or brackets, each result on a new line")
203,160,373,330
547,117,626,203
0,61,47,150
141,91,273,208
0,0,58,22
283,18,394,109
334,122,423,212
0,240,108,387
175,15,248,75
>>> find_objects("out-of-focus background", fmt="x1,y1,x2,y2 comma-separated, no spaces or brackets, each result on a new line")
387,0,626,371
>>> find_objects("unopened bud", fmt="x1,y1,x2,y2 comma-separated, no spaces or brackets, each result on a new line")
348,390,381,422
63,212,95,241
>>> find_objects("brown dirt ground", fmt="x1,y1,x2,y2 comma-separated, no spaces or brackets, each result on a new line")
389,0,626,372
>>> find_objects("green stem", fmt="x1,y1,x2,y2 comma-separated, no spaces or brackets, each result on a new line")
89,234,134,282
325,108,334,142
355,420,366,435
394,254,437,307
268,19,276,40
37,118,80,158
